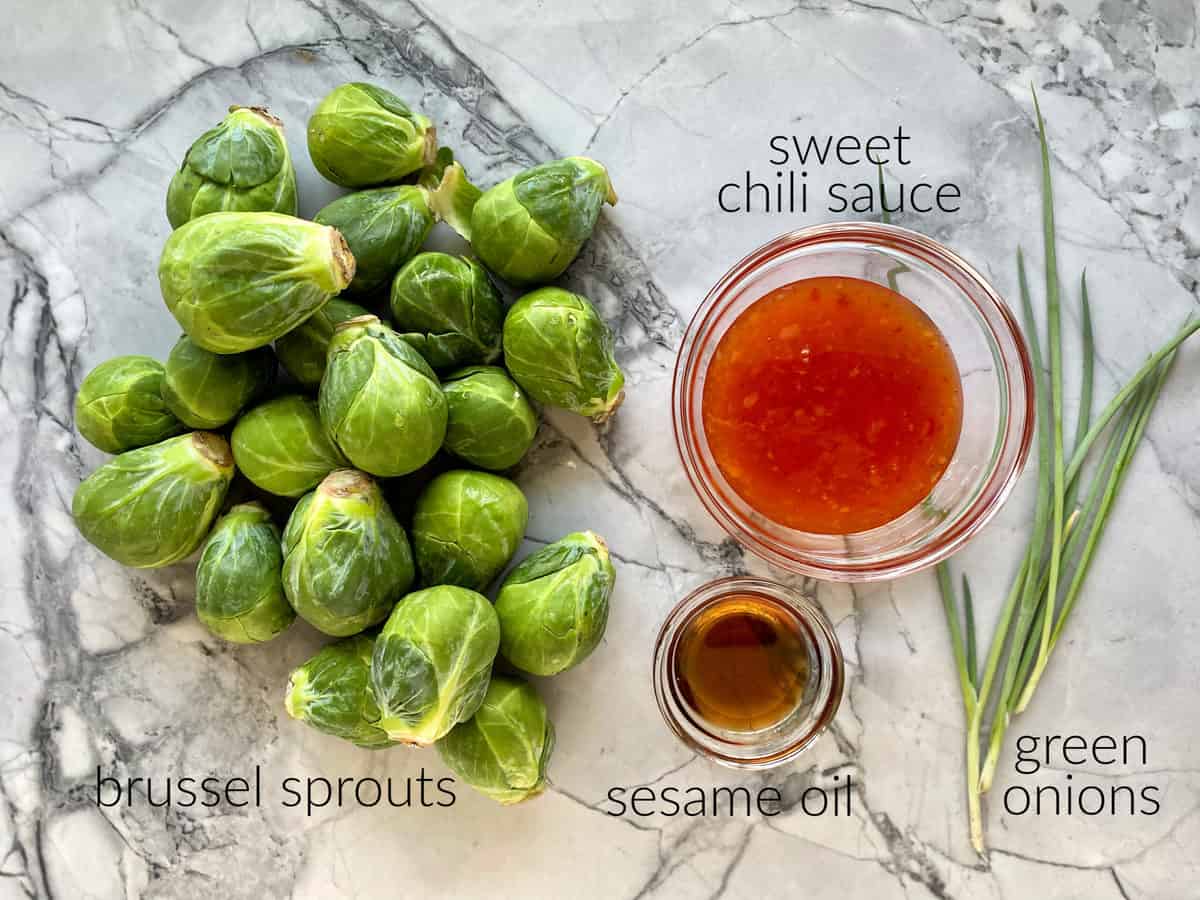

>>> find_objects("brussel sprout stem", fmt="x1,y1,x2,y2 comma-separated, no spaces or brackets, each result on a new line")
236,105,283,129
192,431,234,468
335,314,380,332
420,127,438,169
592,389,625,424
322,468,371,498
282,674,306,720
328,229,356,291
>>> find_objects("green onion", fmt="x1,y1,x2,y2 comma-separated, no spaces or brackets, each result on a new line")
939,87,1197,853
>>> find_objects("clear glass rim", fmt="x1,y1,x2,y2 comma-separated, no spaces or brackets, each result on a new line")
652,576,845,769
672,222,1036,581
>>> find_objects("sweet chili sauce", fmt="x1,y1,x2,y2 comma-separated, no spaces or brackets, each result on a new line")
702,276,963,534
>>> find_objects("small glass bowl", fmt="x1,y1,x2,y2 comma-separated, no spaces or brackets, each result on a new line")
672,223,1035,581
653,577,844,768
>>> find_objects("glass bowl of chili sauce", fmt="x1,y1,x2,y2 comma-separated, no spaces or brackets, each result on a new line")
672,223,1035,581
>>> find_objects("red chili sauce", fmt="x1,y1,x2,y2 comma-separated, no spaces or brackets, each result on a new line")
702,276,963,534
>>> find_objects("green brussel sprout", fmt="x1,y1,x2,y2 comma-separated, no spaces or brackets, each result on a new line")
72,432,234,568
74,356,183,454
166,106,298,228
495,531,614,676
437,676,554,804
161,335,274,429
442,366,538,470
194,502,294,643
286,636,392,748
274,298,368,389
159,212,355,354
388,252,502,371
282,469,414,636
314,186,434,294
411,470,528,590
231,396,347,497
319,315,447,477
370,585,499,745
307,83,436,188
503,287,625,421
284,638,388,748
434,157,616,285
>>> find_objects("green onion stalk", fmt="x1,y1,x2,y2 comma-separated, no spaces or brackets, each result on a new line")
935,87,1199,853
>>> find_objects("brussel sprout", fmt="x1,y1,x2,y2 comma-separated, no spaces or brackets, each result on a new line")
282,469,414,636
442,366,538,470
314,186,434,294
388,252,502,371
434,157,616,285
286,636,391,749
166,106,298,228
503,287,625,421
74,355,183,454
159,212,355,354
160,335,274,429
495,531,614,676
411,470,528,590
307,83,436,188
231,396,347,497
194,502,294,643
274,298,368,389
437,676,554,804
72,432,234,568
319,316,447,477
370,585,499,745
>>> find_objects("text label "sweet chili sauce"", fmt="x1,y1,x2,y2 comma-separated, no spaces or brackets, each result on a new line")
702,276,963,534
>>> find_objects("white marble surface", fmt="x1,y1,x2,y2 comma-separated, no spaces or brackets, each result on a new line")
2,1,1198,898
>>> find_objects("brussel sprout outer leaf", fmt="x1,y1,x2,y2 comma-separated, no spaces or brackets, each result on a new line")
471,179,574,286
442,366,538,470
437,676,554,804
74,355,183,454
502,287,625,420
286,635,391,748
411,470,528,590
231,396,347,497
319,316,447,477
470,156,615,285
389,253,502,371
425,161,481,242
161,336,275,429
282,469,414,636
495,531,615,676
307,83,436,188
314,186,434,294
274,298,368,389
159,212,354,354
370,585,499,745
418,146,457,189
195,502,294,643
513,157,614,243
72,432,235,568
166,106,299,228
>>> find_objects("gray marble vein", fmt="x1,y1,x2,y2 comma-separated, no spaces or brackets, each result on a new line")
1,0,1198,898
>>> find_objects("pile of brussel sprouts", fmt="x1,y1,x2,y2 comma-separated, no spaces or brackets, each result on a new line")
70,83,624,806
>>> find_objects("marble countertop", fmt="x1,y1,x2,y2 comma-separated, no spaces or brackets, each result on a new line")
2,1,1198,898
